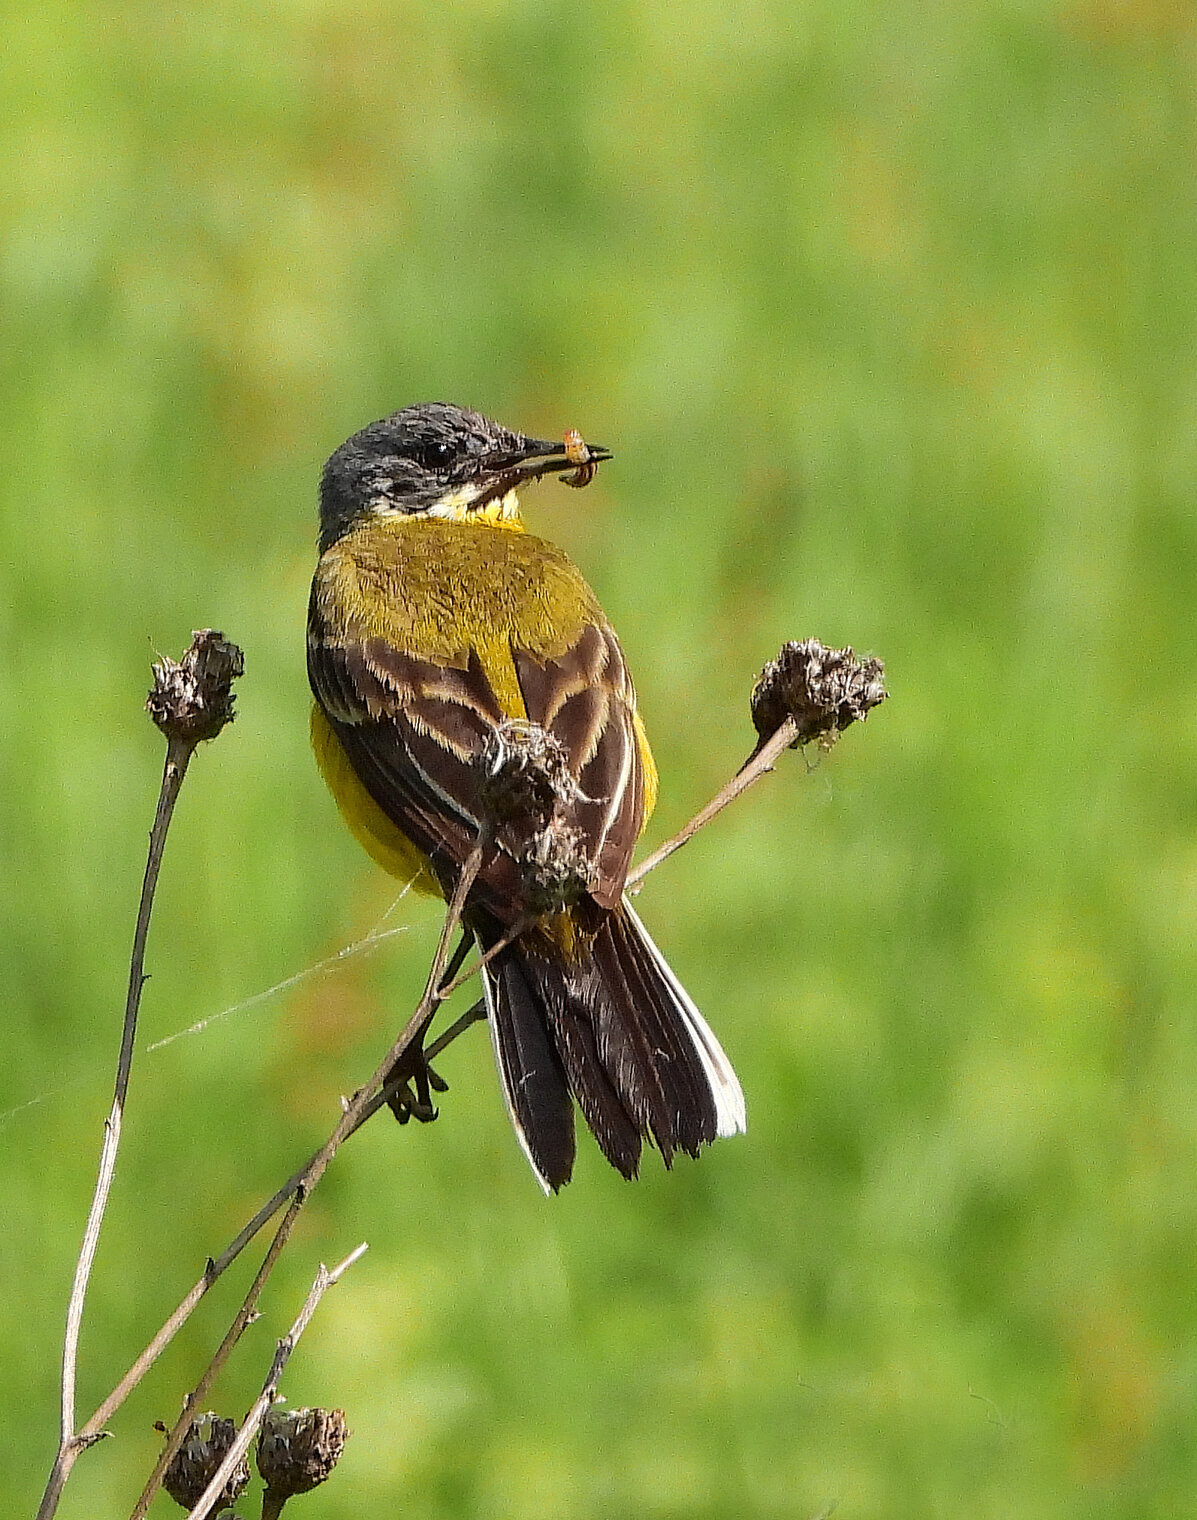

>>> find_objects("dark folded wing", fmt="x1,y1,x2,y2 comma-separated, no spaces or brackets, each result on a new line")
308,633,504,899
512,624,644,908
308,615,646,918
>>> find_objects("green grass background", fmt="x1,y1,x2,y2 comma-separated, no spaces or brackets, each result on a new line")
4,1,1197,1515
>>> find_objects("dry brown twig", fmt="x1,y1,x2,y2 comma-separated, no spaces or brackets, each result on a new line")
182,1244,367,1520
37,634,885,1519
130,836,488,1518
36,631,244,1520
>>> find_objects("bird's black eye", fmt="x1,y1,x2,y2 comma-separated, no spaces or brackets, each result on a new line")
421,439,455,469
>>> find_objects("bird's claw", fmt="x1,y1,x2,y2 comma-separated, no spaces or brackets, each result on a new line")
384,1034,448,1124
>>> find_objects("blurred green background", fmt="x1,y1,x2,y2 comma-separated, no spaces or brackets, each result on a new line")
4,0,1197,1515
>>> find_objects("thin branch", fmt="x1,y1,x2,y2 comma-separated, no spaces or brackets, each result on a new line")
61,722,799,1468
425,999,487,1061
184,1245,368,1520
36,631,244,1520
132,839,487,1519
37,734,197,1520
432,914,532,1004
626,717,799,890
44,632,884,1520
129,1192,305,1519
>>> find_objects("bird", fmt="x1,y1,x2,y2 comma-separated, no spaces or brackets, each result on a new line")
307,402,745,1191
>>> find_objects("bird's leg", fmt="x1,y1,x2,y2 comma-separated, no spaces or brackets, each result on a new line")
385,930,473,1123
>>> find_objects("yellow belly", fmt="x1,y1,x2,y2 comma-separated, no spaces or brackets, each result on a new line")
310,703,441,897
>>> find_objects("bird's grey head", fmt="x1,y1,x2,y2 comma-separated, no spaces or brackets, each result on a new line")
317,402,609,550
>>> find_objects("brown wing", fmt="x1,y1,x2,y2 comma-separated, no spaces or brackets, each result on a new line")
309,604,646,920
512,624,644,908
309,633,505,897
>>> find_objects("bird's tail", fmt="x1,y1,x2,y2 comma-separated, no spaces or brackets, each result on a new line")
477,901,746,1192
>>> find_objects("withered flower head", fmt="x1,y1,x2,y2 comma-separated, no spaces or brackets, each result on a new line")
751,639,887,750
478,721,595,910
161,1412,250,1512
146,629,245,746
479,718,582,824
522,821,596,914
257,1405,350,1509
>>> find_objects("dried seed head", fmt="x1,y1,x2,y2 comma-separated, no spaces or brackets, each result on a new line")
522,822,596,913
478,721,596,908
146,629,245,746
480,719,583,825
161,1413,250,1511
257,1406,350,1504
751,639,887,750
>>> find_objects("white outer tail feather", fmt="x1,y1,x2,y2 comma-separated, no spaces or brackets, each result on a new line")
622,900,748,1139
479,907,747,1190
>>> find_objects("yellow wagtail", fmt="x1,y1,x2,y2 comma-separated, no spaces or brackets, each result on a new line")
307,403,745,1190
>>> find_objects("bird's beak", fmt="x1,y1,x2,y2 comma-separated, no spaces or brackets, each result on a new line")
505,436,613,481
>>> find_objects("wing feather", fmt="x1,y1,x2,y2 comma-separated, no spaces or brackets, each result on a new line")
309,579,648,917
513,633,644,908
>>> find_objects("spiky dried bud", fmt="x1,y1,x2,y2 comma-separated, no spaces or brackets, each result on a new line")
751,639,887,750
479,719,582,824
478,721,596,909
523,822,595,913
160,1412,250,1511
146,629,245,746
257,1406,350,1509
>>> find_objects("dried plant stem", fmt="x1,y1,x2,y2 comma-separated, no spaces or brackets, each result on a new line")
129,1194,305,1519
131,839,487,1520
184,1244,368,1520
626,716,799,891
37,734,198,1520
39,627,883,1520
56,730,795,1481
76,1050,436,1471
432,915,532,1004
425,999,487,1060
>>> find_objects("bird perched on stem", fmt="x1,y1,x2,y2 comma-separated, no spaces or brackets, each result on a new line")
307,403,745,1190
